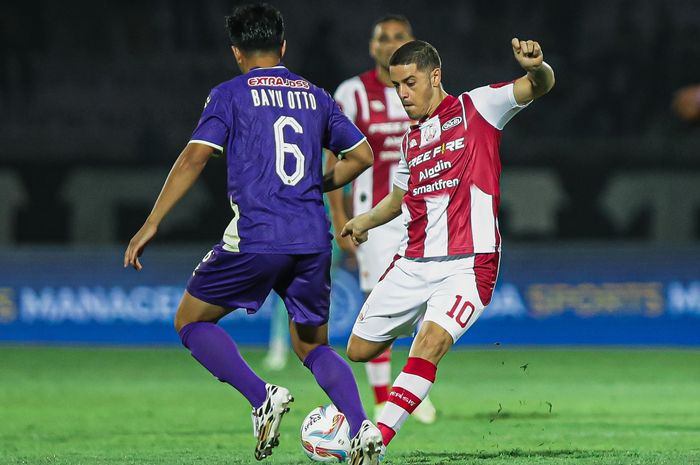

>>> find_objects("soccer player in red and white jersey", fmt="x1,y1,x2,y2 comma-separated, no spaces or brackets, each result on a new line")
326,15,436,424
342,39,555,454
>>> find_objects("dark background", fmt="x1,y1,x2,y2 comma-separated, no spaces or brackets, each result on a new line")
2,0,700,245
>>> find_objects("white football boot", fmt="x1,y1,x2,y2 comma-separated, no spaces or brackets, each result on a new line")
349,420,383,465
251,384,293,460
412,395,437,424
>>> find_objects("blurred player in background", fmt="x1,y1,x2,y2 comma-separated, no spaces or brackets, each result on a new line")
263,295,289,371
326,14,437,424
672,84,700,122
343,39,555,455
124,4,384,463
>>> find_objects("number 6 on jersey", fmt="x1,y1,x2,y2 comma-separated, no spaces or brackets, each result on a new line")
273,115,305,186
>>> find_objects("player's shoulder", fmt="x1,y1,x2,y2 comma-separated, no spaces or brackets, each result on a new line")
207,77,242,98
462,81,515,100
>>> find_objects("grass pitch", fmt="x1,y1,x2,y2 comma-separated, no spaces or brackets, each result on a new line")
1,346,699,465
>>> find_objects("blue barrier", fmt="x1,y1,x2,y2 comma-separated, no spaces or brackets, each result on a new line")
1,245,698,346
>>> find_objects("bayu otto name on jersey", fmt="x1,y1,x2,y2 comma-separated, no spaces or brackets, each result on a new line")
250,88,318,110
408,137,465,169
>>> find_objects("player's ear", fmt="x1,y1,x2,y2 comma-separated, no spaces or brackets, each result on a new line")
430,68,441,88
280,40,287,59
231,46,243,63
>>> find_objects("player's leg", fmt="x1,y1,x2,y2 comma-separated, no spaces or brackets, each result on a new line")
278,251,368,436
280,251,383,465
178,247,296,460
376,254,499,448
175,291,268,408
409,310,438,424
347,257,426,363
356,238,398,413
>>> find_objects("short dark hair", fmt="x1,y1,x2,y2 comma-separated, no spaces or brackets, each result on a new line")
225,3,284,53
389,40,441,72
372,14,413,36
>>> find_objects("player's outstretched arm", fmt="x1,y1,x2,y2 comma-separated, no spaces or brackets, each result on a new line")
123,142,214,270
341,186,405,246
322,140,373,193
511,38,555,105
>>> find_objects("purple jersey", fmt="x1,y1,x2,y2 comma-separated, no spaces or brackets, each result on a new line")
190,65,366,254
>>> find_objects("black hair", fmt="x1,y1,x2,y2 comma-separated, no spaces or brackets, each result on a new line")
389,40,441,72
225,3,284,53
372,14,413,36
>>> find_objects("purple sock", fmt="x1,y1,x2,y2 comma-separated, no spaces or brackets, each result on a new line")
304,345,368,436
179,322,267,409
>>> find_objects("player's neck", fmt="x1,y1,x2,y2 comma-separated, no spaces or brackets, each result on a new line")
240,55,282,74
375,65,393,87
425,88,449,119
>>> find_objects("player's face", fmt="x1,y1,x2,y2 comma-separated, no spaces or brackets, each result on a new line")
369,21,413,70
390,63,440,120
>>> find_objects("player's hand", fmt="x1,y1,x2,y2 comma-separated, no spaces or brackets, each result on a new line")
123,221,158,271
333,217,357,254
335,231,358,254
512,38,544,72
340,218,369,247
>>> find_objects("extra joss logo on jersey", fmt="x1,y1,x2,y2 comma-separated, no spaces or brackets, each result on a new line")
247,76,310,89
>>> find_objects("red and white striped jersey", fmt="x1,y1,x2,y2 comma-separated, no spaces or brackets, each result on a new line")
334,70,412,216
393,82,530,258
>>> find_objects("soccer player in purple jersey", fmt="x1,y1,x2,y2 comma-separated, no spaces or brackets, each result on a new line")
123,4,383,464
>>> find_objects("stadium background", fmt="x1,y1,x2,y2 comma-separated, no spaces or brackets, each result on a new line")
1,1,699,464
1,0,698,346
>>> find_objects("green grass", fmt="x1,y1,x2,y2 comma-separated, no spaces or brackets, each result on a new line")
1,346,699,464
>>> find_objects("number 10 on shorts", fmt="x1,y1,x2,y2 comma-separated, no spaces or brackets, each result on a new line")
446,295,475,328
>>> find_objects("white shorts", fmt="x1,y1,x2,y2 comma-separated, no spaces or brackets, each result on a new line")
356,217,405,292
352,253,500,343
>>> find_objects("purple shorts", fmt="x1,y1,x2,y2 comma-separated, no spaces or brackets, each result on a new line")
186,244,331,326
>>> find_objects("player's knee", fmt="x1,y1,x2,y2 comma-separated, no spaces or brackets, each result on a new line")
346,346,369,363
173,309,191,333
412,328,452,363
346,339,373,363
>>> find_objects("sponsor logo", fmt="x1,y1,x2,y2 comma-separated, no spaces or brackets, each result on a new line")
442,116,462,131
383,135,404,148
667,281,700,315
408,137,465,168
247,76,310,89
370,100,385,112
367,121,411,135
527,282,664,318
411,178,460,196
418,160,452,181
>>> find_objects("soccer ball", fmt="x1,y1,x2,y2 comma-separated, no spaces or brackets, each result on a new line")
300,404,351,462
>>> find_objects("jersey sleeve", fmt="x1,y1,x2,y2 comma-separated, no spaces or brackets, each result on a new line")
324,95,366,156
392,132,410,191
333,79,358,122
189,87,231,153
465,82,531,130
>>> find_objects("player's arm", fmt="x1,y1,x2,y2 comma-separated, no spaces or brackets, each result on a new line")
341,186,405,246
123,142,214,270
324,151,356,252
322,140,373,193
511,38,555,105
